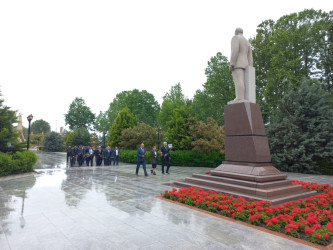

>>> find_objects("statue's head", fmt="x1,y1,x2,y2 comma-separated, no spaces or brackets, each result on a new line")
235,27,243,35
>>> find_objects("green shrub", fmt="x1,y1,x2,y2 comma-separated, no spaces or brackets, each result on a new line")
119,149,224,167
0,151,38,176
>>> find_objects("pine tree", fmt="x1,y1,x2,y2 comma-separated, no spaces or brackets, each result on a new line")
267,81,333,173
107,107,138,147
0,91,20,152
43,132,64,152
166,106,194,150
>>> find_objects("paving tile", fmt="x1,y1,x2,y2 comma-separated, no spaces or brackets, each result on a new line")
0,151,329,250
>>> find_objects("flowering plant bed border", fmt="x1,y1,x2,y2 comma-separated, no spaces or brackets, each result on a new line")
160,180,333,248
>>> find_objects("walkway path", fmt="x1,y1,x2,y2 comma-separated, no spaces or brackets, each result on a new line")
1,152,331,250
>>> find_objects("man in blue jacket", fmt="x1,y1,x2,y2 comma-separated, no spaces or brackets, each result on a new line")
104,146,112,166
136,143,148,176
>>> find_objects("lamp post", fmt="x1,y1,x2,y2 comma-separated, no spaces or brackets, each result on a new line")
103,131,106,149
27,114,33,150
156,126,161,148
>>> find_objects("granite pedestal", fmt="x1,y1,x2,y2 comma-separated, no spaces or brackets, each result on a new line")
175,102,316,205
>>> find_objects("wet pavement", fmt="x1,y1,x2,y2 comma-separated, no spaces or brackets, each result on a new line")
0,152,332,250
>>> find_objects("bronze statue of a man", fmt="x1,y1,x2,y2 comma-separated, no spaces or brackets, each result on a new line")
229,28,253,100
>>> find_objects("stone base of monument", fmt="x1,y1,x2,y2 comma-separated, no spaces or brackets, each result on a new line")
174,102,317,206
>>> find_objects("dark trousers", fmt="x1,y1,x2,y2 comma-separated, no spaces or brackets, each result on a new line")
104,157,110,166
96,156,102,166
113,156,119,165
67,154,70,163
77,155,83,166
86,156,91,166
88,156,94,166
136,158,147,175
70,156,76,167
162,156,170,173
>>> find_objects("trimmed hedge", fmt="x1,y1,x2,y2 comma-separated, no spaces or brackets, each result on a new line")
120,150,224,167
0,151,38,177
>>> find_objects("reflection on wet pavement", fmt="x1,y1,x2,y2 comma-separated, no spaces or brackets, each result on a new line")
0,152,328,249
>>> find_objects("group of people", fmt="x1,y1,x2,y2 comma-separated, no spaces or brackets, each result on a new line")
66,145,120,167
136,142,171,176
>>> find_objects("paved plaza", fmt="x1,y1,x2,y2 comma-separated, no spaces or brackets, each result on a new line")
0,152,332,250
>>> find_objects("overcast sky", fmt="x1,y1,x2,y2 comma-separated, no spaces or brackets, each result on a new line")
0,0,331,131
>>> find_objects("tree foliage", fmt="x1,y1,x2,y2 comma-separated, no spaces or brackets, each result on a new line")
94,111,111,133
158,83,190,128
250,9,333,121
65,97,95,130
192,52,234,125
68,128,91,146
107,107,138,147
166,105,194,150
43,132,64,152
191,117,225,154
31,119,51,134
0,91,20,152
267,81,333,173
106,89,160,126
120,122,157,150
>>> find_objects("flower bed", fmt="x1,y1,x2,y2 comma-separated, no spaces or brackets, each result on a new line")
161,180,333,246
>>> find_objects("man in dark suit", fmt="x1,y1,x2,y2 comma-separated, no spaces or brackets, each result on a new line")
86,146,94,166
161,142,171,174
66,146,71,164
95,146,103,166
70,146,78,167
113,146,120,165
104,146,112,166
77,145,84,166
136,143,148,176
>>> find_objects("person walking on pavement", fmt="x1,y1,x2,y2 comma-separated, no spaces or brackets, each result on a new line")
136,143,148,176
150,146,157,175
113,146,120,166
161,142,171,174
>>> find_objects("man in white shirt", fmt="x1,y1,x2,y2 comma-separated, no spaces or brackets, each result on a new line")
113,146,120,165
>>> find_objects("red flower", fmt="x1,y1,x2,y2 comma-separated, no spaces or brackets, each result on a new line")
315,234,321,239
324,233,329,239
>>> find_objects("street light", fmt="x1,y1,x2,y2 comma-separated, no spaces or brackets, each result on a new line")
156,126,161,148
103,131,106,149
27,114,33,150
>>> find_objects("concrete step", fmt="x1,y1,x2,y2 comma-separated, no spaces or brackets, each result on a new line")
210,170,287,182
183,176,305,199
191,174,291,189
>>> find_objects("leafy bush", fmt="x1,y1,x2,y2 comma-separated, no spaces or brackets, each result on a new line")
191,117,225,154
120,122,157,150
120,149,224,167
0,151,38,176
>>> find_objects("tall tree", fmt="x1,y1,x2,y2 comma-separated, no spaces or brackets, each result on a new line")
65,97,95,130
267,81,333,173
69,128,91,146
94,111,111,133
158,83,190,128
106,89,160,126
43,132,64,152
166,105,194,150
0,91,19,152
250,9,333,121
31,119,51,134
107,107,138,147
192,52,234,125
